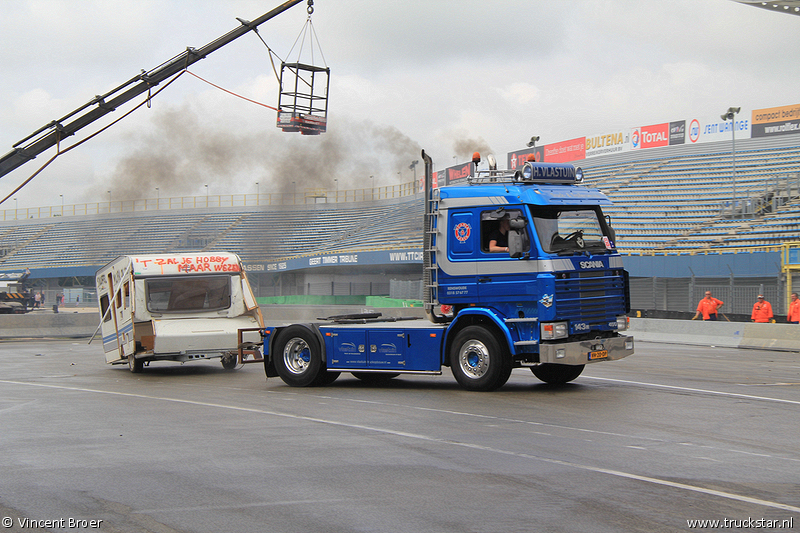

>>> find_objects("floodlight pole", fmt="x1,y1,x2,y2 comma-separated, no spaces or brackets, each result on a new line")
731,119,737,214
721,107,740,216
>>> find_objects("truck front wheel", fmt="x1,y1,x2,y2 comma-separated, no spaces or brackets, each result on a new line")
273,326,324,387
531,363,584,384
449,326,512,391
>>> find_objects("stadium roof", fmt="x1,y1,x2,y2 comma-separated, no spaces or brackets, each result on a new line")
732,0,800,16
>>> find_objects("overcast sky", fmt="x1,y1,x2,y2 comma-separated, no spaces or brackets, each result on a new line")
1,0,798,209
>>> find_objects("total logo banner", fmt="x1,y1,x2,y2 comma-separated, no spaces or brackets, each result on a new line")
505,102,798,167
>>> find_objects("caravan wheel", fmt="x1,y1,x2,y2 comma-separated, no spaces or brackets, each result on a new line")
128,355,143,373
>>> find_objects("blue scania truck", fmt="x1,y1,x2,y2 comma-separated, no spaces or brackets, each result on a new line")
261,150,634,391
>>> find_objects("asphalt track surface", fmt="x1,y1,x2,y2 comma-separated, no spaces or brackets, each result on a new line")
0,338,798,533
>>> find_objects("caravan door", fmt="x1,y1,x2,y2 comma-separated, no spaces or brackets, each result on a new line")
98,266,135,364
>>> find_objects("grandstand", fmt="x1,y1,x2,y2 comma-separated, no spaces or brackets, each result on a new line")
580,137,800,253
1,132,799,317
577,134,800,316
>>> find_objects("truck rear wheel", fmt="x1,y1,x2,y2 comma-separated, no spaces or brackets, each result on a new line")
531,363,584,384
312,371,341,386
449,326,512,391
273,326,325,387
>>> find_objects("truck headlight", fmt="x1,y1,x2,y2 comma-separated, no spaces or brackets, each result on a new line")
541,322,568,340
616,315,629,331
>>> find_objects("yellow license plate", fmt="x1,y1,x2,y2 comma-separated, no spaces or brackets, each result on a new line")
589,349,608,360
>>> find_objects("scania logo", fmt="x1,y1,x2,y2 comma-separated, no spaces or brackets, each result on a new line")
579,260,603,269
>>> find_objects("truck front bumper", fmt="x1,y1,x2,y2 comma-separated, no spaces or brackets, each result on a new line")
538,334,634,366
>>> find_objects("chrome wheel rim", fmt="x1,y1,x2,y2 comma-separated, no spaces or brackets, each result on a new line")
282,337,311,375
458,340,490,379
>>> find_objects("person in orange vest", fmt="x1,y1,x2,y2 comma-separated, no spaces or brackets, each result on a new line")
787,292,800,324
751,295,773,323
693,291,724,321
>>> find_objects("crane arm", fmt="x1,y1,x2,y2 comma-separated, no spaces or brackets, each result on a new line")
0,0,305,180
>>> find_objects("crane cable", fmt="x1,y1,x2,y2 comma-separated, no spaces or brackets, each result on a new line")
183,70,278,111
253,0,327,90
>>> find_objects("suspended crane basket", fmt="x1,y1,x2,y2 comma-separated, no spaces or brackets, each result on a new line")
276,62,329,135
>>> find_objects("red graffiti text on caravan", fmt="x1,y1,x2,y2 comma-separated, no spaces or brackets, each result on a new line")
133,255,241,274
174,256,240,273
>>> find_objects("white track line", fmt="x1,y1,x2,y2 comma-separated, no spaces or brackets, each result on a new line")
2,379,798,513
584,376,800,406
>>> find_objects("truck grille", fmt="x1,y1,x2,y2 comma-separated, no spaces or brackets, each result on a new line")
554,270,627,328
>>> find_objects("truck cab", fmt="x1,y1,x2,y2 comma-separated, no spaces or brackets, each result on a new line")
423,153,633,387
261,151,633,392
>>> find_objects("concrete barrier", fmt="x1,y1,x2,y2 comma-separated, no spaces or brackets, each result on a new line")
0,309,98,339
630,317,800,352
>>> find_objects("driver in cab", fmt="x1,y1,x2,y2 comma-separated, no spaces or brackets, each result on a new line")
488,217,511,253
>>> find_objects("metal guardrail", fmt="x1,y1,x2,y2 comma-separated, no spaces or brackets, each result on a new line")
1,182,419,222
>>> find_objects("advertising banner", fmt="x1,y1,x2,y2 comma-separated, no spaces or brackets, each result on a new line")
686,115,750,144
504,102,797,167
257,249,426,273
585,131,626,158
419,169,445,191
543,137,586,163
669,120,686,145
752,103,800,138
444,162,473,186
633,123,670,150
507,148,542,170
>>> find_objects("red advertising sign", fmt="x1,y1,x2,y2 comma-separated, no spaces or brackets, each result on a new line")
445,162,473,185
639,123,670,149
542,137,586,163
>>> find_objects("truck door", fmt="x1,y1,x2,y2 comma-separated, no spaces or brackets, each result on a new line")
437,210,479,303
477,208,533,301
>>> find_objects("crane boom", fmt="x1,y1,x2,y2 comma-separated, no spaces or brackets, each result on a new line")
0,0,305,180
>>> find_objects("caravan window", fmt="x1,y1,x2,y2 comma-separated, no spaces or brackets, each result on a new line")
145,275,232,313
99,294,112,322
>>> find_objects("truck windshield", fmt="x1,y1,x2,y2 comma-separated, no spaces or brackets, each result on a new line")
532,206,612,255
145,275,231,313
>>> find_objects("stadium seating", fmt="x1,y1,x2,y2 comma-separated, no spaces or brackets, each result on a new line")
0,197,425,271
582,142,800,253
1,136,799,276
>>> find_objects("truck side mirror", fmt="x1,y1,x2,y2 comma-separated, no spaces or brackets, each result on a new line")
508,217,528,258
605,215,616,243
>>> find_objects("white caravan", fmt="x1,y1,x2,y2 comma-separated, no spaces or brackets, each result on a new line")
95,253,263,372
